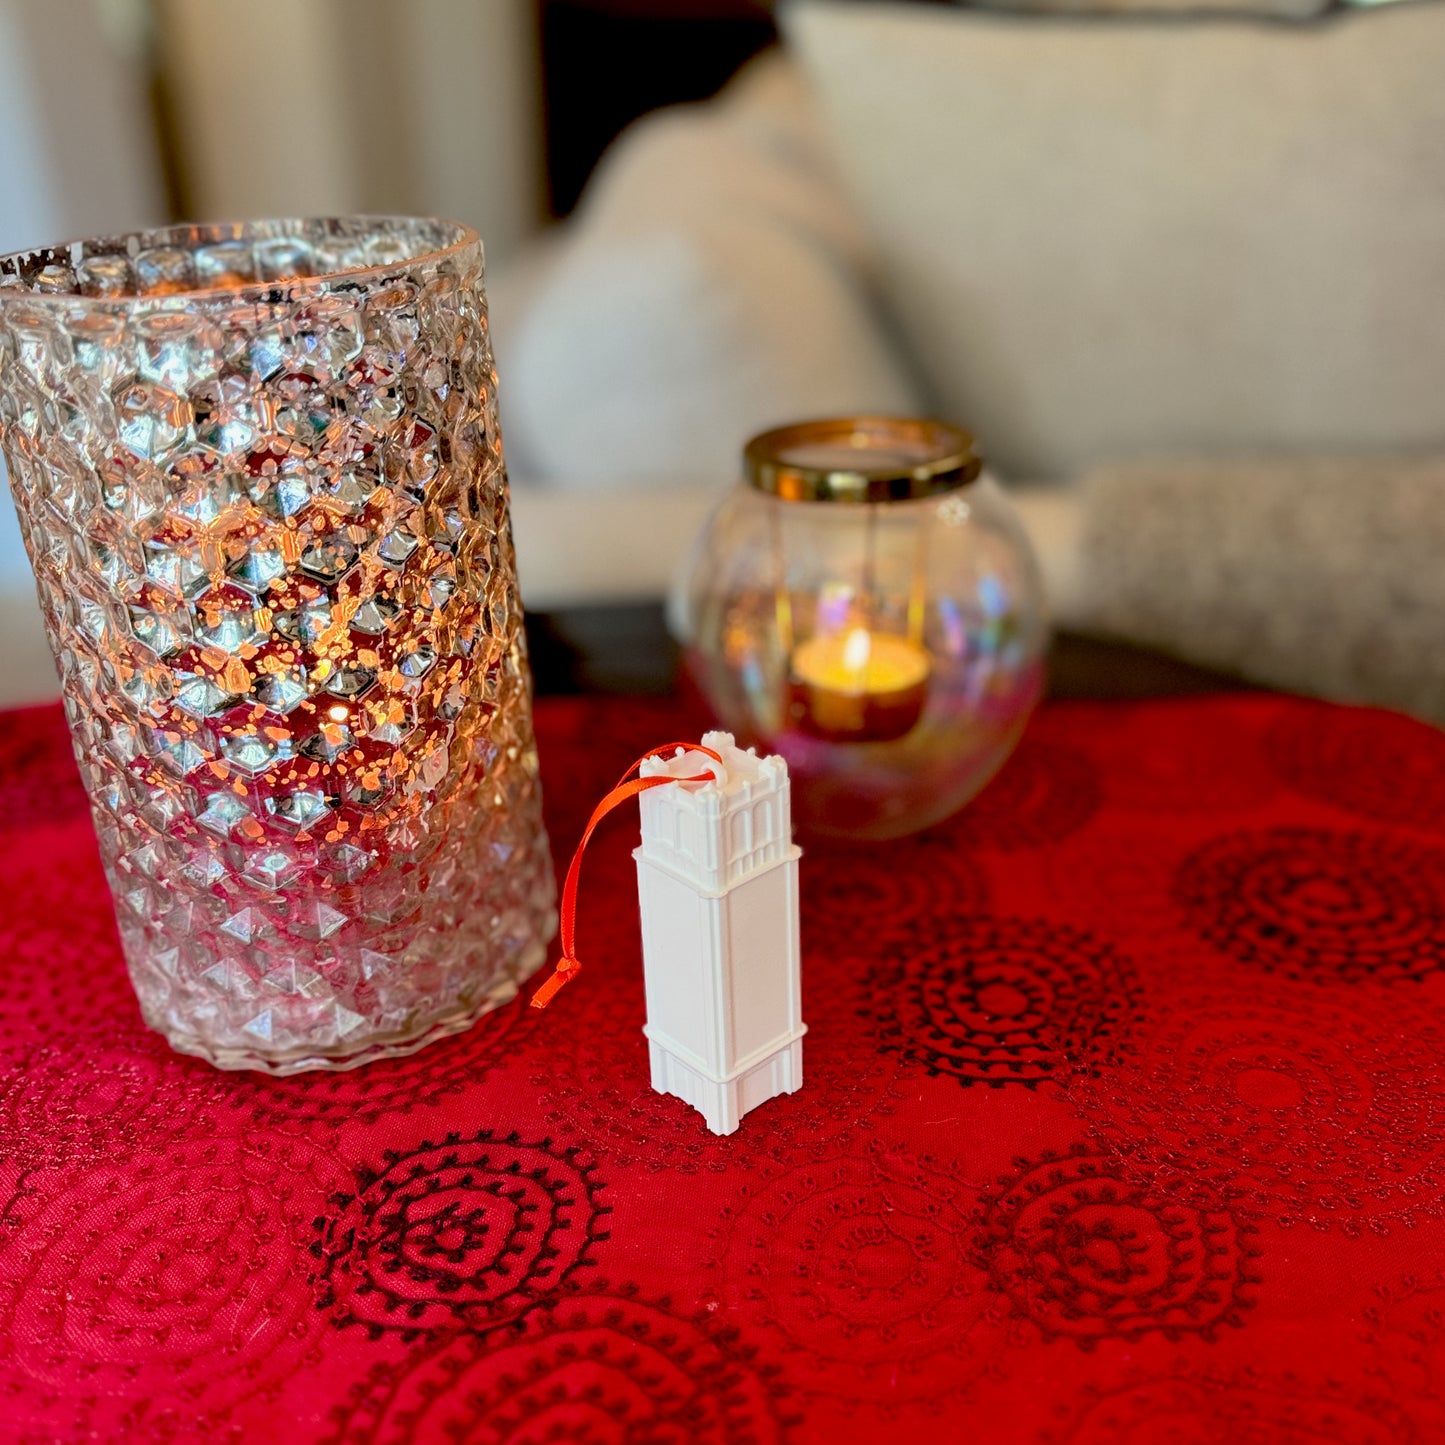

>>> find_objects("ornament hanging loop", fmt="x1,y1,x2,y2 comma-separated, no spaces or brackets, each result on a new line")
530,742,723,1009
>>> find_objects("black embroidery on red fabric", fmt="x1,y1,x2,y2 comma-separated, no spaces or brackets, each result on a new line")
1173,827,1445,983
315,1131,609,1339
0,1370,240,1445
1363,1270,1445,1426
802,837,992,952
705,1142,1012,1407
14,691,1445,1439
1268,704,1445,837
1046,1363,1413,1445
1069,989,1445,1235
975,1145,1261,1346
865,916,1138,1088
948,738,1101,850
235,998,530,1127
324,1285,792,1445
0,705,90,832
534,967,906,1173
0,1027,227,1173
0,1133,343,1438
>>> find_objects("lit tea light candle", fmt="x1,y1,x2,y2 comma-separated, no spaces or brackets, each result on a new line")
789,627,930,742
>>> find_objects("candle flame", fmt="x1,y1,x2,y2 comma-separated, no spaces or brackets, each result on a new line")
842,627,873,675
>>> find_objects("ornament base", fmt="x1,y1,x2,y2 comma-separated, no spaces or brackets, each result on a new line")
646,1029,805,1136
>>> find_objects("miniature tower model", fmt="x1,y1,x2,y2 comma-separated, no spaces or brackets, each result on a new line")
634,732,804,1135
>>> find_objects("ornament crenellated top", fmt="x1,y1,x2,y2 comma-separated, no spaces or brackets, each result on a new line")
636,732,796,892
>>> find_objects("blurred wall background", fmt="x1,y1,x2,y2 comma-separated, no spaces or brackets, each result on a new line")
150,0,546,264
0,0,165,660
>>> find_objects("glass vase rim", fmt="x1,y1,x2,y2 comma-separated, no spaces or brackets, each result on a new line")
744,415,983,504
0,214,480,311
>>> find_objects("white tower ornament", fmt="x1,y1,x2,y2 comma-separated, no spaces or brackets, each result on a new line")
634,732,805,1135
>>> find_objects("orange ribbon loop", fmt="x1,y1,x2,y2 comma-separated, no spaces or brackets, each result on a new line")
530,742,722,1009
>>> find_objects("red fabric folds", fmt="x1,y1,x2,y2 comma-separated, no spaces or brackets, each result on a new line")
1,692,1444,1443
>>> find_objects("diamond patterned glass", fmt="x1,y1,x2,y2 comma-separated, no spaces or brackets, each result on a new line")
0,218,556,1074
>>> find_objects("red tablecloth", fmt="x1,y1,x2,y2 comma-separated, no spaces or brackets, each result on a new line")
3,691,1445,1443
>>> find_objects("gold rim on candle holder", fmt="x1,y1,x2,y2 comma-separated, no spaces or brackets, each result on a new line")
744,416,982,504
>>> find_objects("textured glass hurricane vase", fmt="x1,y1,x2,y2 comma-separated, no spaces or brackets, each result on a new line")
0,217,556,1074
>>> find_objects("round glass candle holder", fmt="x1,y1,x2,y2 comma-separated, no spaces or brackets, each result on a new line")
674,417,1048,839
0,217,556,1073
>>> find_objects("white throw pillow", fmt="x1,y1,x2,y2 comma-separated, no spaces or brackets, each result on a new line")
494,53,923,490
787,1,1445,479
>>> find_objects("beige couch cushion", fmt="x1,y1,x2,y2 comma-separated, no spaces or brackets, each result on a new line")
494,54,922,491
788,1,1445,479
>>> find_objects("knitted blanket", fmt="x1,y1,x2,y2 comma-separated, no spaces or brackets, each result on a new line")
1074,456,1445,722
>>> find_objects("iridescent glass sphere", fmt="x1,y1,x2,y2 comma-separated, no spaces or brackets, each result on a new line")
674,418,1047,839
